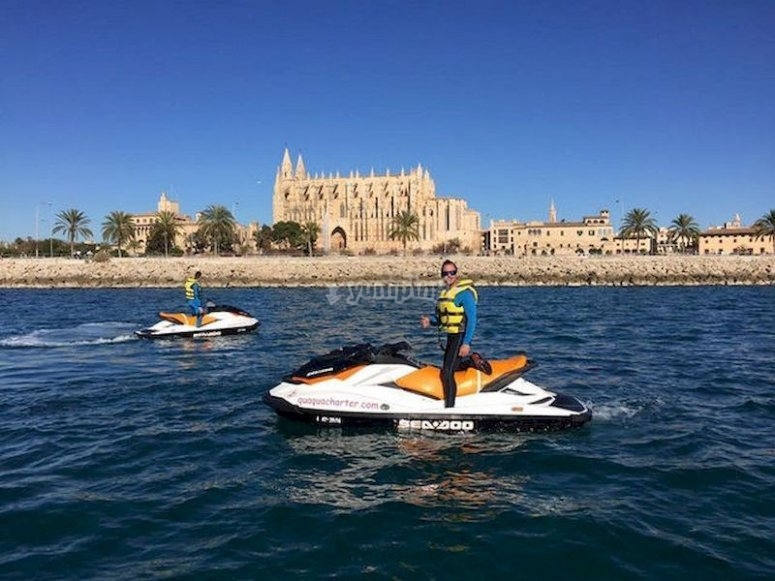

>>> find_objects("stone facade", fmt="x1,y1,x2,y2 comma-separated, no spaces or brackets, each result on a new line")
130,193,257,255
272,148,481,253
488,204,618,256
130,193,194,252
487,204,707,256
698,214,773,255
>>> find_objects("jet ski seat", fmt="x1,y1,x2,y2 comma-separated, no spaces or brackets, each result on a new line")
159,312,217,326
395,355,530,400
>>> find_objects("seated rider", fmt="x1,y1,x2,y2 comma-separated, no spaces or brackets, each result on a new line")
184,270,206,327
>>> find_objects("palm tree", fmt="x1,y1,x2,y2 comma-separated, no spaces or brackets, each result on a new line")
53,208,93,257
753,210,775,254
302,221,320,257
667,213,700,254
197,205,236,255
620,208,658,254
146,211,180,256
102,211,135,257
388,210,420,255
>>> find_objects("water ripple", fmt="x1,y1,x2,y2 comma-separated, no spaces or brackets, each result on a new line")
1,286,774,579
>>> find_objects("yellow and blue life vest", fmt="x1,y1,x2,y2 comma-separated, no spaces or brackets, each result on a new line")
436,279,478,334
184,277,198,301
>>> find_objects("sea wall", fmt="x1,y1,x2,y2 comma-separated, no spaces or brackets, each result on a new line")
1,255,774,288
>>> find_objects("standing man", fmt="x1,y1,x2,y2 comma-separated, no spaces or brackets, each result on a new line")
184,270,205,327
420,260,478,408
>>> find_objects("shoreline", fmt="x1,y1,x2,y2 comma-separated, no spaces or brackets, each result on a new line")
1,255,774,288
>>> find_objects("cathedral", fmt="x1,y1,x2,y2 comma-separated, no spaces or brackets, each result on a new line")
272,148,482,253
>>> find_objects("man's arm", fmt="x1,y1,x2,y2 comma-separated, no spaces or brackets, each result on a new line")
457,290,477,346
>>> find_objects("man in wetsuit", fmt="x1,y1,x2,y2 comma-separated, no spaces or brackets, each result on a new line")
420,260,479,408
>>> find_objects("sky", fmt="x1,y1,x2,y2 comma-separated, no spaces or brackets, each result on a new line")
1,0,773,242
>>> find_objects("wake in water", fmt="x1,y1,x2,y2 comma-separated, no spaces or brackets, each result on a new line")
0,322,137,348
586,400,643,422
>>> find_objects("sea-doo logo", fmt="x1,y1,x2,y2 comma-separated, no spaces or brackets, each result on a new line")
397,419,475,431
193,331,222,337
316,415,342,424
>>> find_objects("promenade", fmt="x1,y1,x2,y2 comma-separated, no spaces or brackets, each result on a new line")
1,255,774,288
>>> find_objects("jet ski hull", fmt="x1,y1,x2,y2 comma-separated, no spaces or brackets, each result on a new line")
264,391,591,433
264,342,591,433
135,305,260,339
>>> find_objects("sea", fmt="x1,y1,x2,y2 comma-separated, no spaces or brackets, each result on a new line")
1,285,774,580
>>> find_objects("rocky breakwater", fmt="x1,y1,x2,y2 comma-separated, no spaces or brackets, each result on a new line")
0,255,774,288
471,255,775,286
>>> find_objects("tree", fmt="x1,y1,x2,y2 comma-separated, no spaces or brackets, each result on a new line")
272,221,305,250
753,209,775,254
102,211,135,257
197,204,236,255
620,208,658,254
145,211,180,256
302,221,320,256
253,225,274,253
431,238,461,255
388,210,420,255
667,213,700,254
53,208,93,257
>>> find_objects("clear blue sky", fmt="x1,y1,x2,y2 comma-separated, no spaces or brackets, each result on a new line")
1,0,773,242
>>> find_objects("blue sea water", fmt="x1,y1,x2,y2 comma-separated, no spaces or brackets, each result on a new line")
1,285,774,579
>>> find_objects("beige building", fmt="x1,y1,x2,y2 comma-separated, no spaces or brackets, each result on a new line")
272,148,481,253
131,193,195,252
486,203,700,256
698,214,772,255
130,192,257,254
488,204,618,256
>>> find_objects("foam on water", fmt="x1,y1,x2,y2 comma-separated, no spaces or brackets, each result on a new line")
0,322,137,348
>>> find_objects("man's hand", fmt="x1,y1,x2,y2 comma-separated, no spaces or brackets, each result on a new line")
459,343,471,357
420,315,430,328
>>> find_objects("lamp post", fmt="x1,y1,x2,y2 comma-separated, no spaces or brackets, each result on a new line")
48,202,53,257
35,204,40,258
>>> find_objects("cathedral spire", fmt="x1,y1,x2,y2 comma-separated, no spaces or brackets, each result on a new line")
295,153,307,179
279,147,293,180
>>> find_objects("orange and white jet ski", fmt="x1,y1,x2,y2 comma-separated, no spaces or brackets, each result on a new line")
263,342,591,433
135,304,259,339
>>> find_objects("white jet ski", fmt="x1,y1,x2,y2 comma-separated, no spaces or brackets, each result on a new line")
263,342,592,433
135,304,259,339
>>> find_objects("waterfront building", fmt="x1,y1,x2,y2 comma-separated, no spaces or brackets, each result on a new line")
130,192,257,254
488,204,617,256
272,148,481,253
698,214,772,255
